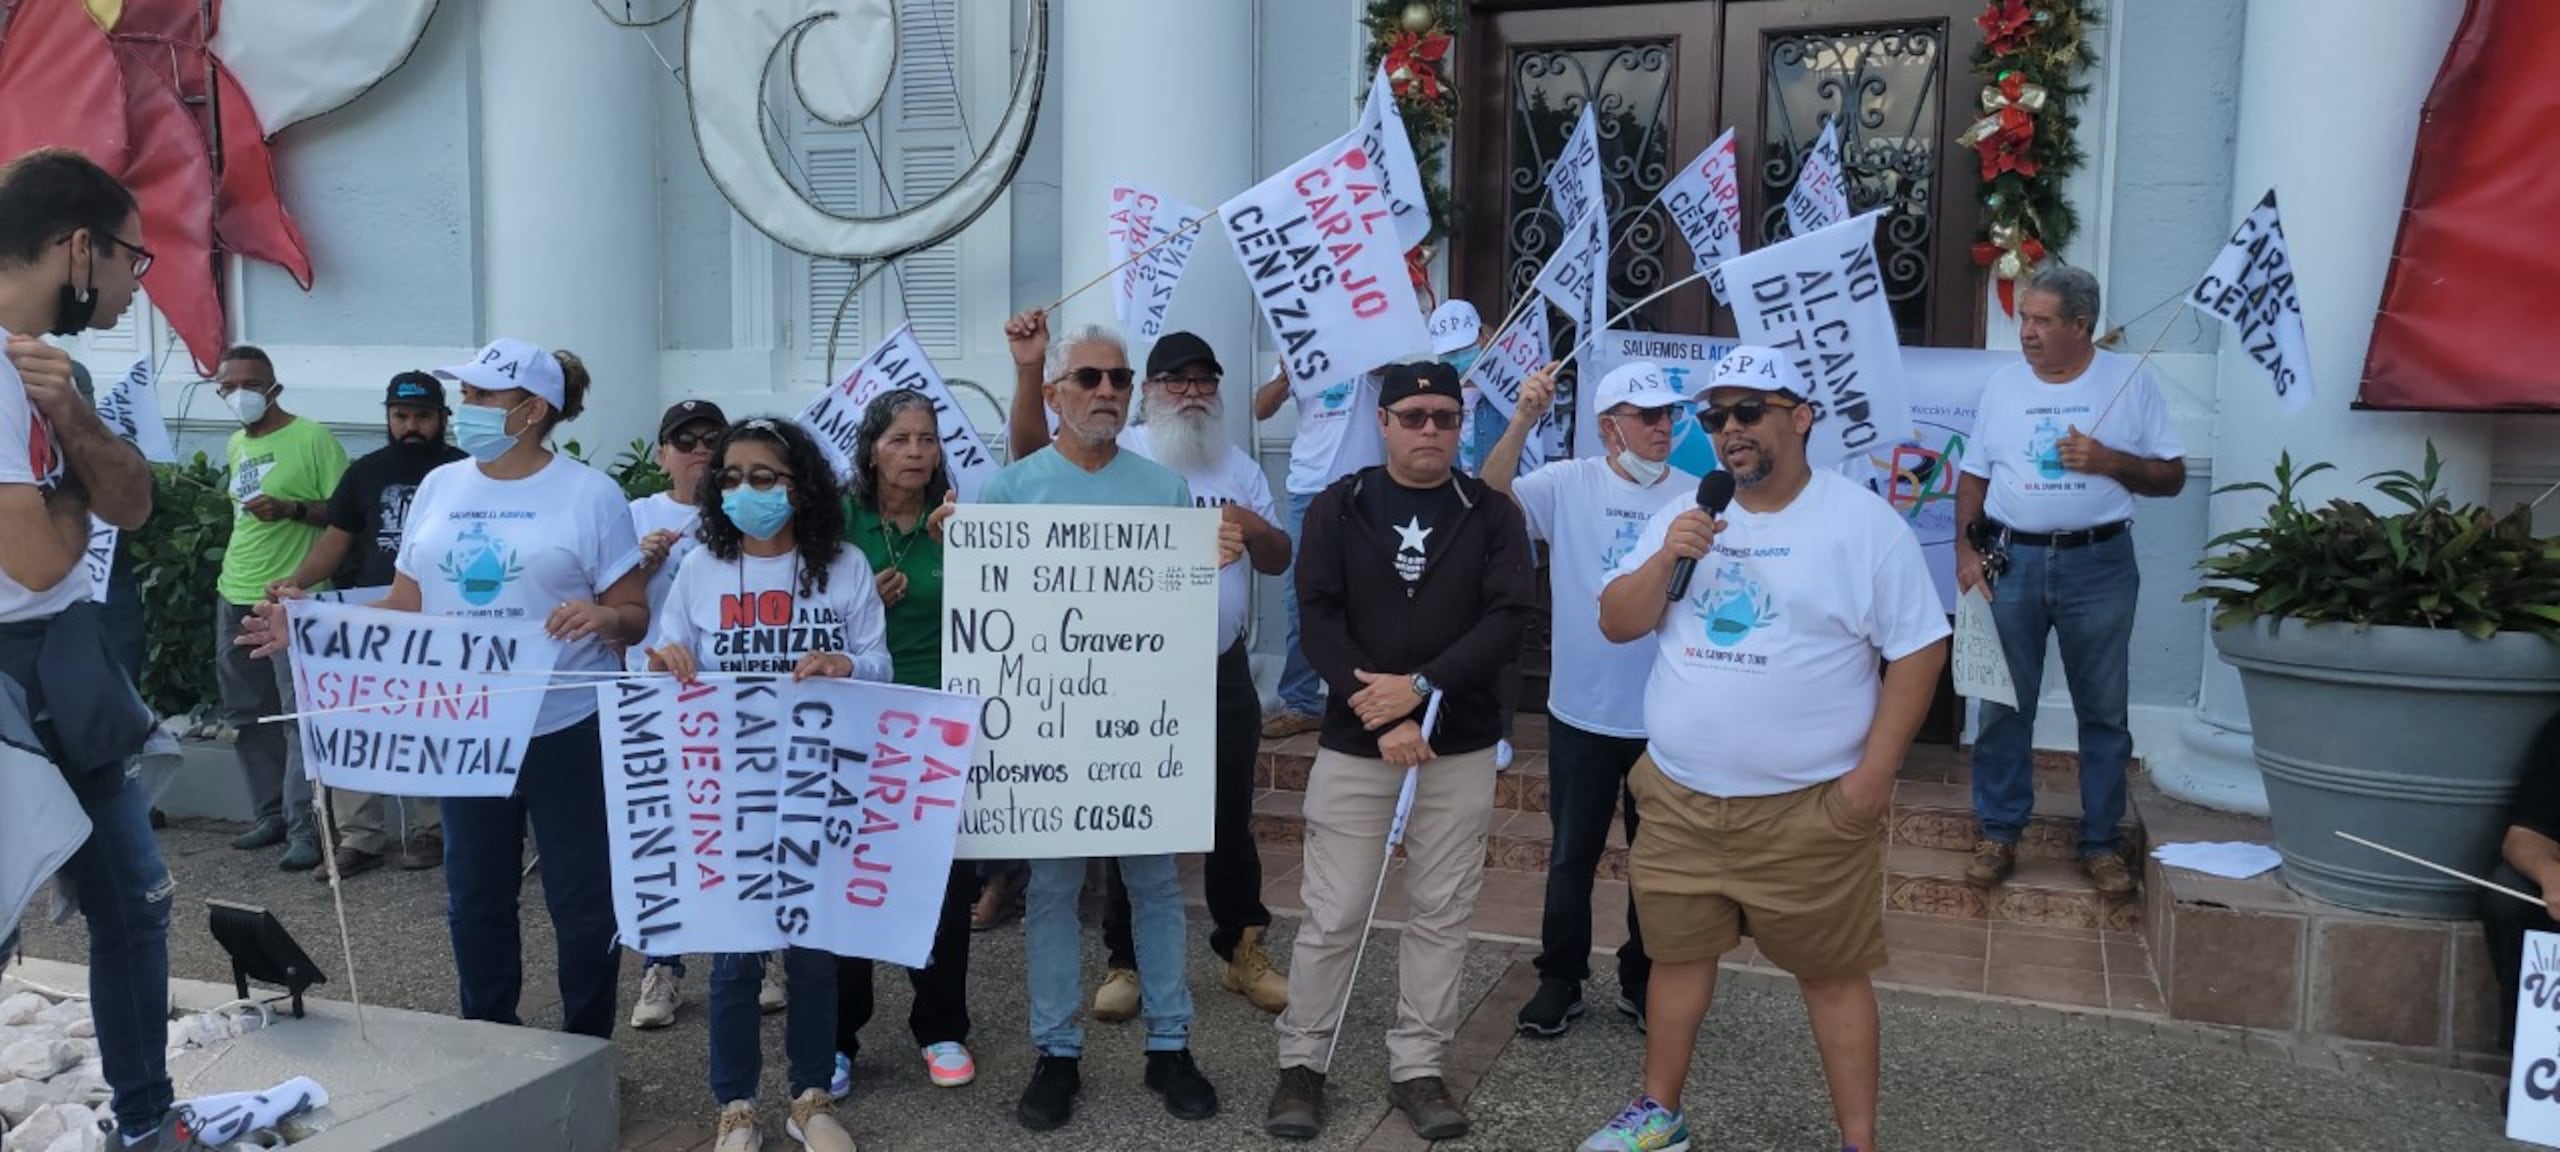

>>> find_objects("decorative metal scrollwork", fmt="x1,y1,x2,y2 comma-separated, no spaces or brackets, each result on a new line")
1758,25,1943,342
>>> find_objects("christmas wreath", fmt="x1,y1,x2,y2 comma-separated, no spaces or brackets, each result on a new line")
1361,1,1462,292
1964,0,2100,314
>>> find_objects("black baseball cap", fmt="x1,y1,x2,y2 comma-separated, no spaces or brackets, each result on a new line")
1378,360,1464,409
658,399,728,442
384,371,445,410
1144,332,1223,379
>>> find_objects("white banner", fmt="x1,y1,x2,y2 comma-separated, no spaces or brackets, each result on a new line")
84,518,115,603
1222,132,1431,384
1837,346,2000,612
1720,210,1912,469
2191,188,2313,414
800,324,998,500
1952,588,2016,708
1358,64,1433,250
97,355,177,464
1541,106,1612,340
1784,121,1850,236
1661,127,1743,300
2511,930,2560,1147
1585,329,1731,475
1461,307,1555,471
942,506,1220,859
1547,106,1604,235
285,601,563,797
1105,183,1206,344
598,675,980,966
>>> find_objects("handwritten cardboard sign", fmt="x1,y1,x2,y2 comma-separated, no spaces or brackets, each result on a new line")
1952,587,2016,708
800,324,998,500
285,600,563,797
1222,130,1432,384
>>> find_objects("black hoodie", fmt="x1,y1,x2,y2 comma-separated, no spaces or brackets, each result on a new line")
1294,465,1534,759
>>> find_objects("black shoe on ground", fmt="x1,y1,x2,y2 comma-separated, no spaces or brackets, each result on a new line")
1388,1075,1470,1141
1016,1055,1081,1131
229,816,285,850
1264,1064,1326,1140
1143,1049,1219,1120
1516,977,1585,1037
278,838,323,872
1616,973,1649,1032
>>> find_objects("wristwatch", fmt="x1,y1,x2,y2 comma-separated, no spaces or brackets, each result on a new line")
1409,673,1436,698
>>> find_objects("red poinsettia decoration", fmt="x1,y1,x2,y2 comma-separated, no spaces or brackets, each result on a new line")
1384,31,1452,103
1974,107,2038,179
1977,0,2035,55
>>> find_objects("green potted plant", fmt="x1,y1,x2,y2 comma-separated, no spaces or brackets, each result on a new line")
2193,443,2560,917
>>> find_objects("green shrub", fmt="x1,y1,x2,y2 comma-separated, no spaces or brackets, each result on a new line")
127,453,232,719
564,436,670,501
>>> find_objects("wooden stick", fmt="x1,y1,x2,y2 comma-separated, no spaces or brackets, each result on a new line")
2334,831,2542,908
310,783,369,1040
1559,269,1714,370
1042,212,1212,316
1470,202,1605,371
2088,300,2188,433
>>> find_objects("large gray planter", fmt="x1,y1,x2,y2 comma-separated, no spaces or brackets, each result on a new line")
2213,617,2560,918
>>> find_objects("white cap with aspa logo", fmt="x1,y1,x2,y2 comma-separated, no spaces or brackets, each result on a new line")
1593,361,1686,411
1696,344,1806,401
1428,300,1482,356
434,338,565,407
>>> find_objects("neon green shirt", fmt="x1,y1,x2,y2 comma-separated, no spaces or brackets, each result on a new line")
220,416,349,604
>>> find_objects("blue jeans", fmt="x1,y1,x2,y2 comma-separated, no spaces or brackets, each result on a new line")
1533,719,1648,988
1026,856,1191,1056
64,766,177,1138
1973,533,2140,856
709,948,839,1101
442,715,622,1037
1278,490,1324,715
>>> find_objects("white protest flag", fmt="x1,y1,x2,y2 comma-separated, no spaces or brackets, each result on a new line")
1529,205,1606,334
83,518,116,603
285,600,564,797
783,680,979,966
1547,106,1605,232
1358,64,1433,250
1460,307,1555,471
1105,183,1207,344
1222,130,1431,385
1719,209,1912,469
97,354,178,464
1784,120,1851,237
799,324,999,499
599,677,779,957
1542,105,1612,338
1660,127,1744,299
2190,189,2314,414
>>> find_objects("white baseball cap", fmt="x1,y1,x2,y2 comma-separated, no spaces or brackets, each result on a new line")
1428,301,1482,356
435,338,566,408
1593,361,1686,412
1697,344,1807,401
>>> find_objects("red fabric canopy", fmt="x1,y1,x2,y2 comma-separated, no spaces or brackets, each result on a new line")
2361,0,2560,411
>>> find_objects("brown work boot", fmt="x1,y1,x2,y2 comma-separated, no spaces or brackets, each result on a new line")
1091,967,1141,1023
1222,926,1290,1014
1261,710,1321,739
1964,839,2016,889
1388,1075,1469,1141
2083,851,2138,897
971,868,1023,931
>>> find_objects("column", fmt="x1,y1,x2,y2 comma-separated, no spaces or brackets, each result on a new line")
2153,0,2493,813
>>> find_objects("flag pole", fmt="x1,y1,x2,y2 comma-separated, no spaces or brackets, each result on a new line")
2335,831,2542,909
2087,299,2189,434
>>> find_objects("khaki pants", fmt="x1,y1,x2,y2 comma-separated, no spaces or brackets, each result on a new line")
1274,745,1497,1082
329,787,440,857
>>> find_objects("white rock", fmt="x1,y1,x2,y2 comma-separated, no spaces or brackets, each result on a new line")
0,992,45,1026
8,1098,67,1147
0,1075,45,1123
60,1018,93,1040
33,1001,87,1027
51,1069,107,1106
46,1130,96,1152
0,1037,77,1081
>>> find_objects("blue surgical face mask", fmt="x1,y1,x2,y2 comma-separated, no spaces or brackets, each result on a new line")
722,486,795,541
451,398,527,463
1441,347,1482,378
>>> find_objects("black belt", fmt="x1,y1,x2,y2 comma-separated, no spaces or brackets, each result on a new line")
1994,519,2130,548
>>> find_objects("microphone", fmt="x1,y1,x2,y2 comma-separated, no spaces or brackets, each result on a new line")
1667,469,1736,602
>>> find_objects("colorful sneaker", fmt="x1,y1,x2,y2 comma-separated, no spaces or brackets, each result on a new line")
829,1052,853,1101
921,1041,976,1087
1578,1095,1690,1152
630,964,681,1030
759,952,788,1014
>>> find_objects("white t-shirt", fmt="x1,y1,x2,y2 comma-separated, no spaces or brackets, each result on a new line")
1962,350,2185,533
0,338,80,624
1285,370,1383,496
626,492,704,670
1607,469,1951,798
395,455,645,734
1509,456,1699,737
1120,424,1280,649
654,547,893,681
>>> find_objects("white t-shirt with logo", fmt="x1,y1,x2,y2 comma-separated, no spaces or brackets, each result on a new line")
0,340,80,624
1509,456,1699,737
1285,370,1383,496
396,455,645,734
1121,424,1279,649
1962,350,2184,533
626,492,705,671
1607,469,1950,798
654,548,892,681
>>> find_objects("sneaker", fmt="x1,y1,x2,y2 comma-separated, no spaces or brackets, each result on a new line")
1090,967,1141,1023
399,830,445,871
1015,1055,1081,1131
829,1052,853,1101
2083,851,2138,897
1517,977,1585,1037
759,952,788,1013
313,846,382,883
1615,987,1648,1034
1260,710,1321,739
1387,1075,1469,1141
1143,1049,1219,1120
785,1088,855,1152
1221,926,1290,1014
630,964,681,1030
1264,1064,1326,1140
1578,1094,1691,1152
278,838,323,872
713,1099,762,1152
1964,839,2017,889
920,1041,975,1087
1494,739,1515,771
229,816,285,850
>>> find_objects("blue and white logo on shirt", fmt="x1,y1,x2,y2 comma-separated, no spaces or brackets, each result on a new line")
2026,416,2066,480
1600,518,1643,574
1320,380,1354,411
440,521,524,607
1696,559,1779,649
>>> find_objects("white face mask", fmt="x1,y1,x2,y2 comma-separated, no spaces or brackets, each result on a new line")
1615,449,1669,486
224,388,270,426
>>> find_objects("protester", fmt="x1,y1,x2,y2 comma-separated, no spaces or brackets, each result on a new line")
645,416,890,1152
212,344,348,871
1252,347,1385,739
0,146,177,1149
1434,300,1520,771
271,370,461,880
986,314,1227,1130
1957,263,2186,897
2485,711,2560,1047
833,388,981,1096
1577,348,1948,1152
1488,359,1698,1038
1266,360,1534,1143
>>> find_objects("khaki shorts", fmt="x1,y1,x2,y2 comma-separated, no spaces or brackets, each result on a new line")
1627,755,1887,979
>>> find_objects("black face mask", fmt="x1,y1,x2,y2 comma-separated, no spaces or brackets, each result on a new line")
49,280,96,337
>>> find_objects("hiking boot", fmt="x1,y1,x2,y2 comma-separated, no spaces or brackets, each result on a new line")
1965,839,2017,889
1143,1049,1220,1120
1091,967,1141,1023
1264,1064,1326,1140
1016,1055,1081,1131
785,1088,856,1152
1261,710,1321,739
1222,926,1289,1014
313,846,382,883
1388,1075,1469,1141
1517,977,1585,1037
921,1041,975,1087
712,1099,762,1152
1578,1094,1691,1152
399,830,444,870
230,816,285,851
2083,851,2138,897
630,964,681,1030
278,838,323,872
759,952,788,1013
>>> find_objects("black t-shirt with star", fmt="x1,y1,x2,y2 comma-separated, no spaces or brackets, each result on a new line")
1361,475,1461,585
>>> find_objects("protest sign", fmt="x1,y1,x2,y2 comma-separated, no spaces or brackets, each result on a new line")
1106,183,1207,344
2511,930,2560,1147
1461,308,1555,470
84,518,116,603
1547,106,1605,235
285,600,563,797
800,324,999,499
96,355,178,464
1720,210,1912,469
1784,121,1850,236
1836,346,1998,612
1359,64,1433,250
941,505,1220,859
1952,588,2017,708
1540,106,1612,340
598,675,979,966
1660,128,1743,300
1222,132,1431,384
1585,328,1731,476
2191,189,2313,413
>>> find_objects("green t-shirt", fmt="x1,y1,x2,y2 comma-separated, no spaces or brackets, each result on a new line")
846,501,945,690
220,417,349,604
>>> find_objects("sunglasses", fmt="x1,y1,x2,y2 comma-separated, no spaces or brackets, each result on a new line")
1150,373,1221,396
1386,407,1464,431
1055,366,1137,392
1697,397,1799,433
717,466,794,492
1607,407,1677,428
664,430,714,453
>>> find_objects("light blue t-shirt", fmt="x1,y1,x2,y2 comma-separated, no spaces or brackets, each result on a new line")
979,445,1193,509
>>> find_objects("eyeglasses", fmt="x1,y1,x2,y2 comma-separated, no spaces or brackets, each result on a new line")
1150,373,1221,396
1697,397,1799,433
1386,407,1463,431
664,430,714,453
717,466,793,492
1607,407,1677,427
1055,367,1136,393
60,232,153,277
